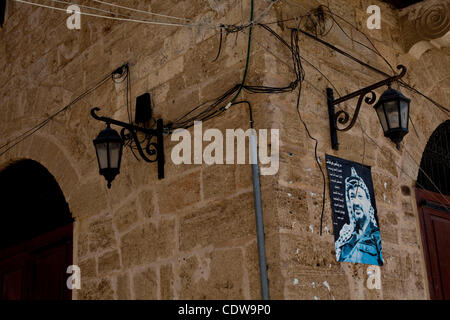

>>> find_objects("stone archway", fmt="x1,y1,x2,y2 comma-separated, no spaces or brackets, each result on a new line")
415,120,450,300
0,159,74,300
417,120,450,196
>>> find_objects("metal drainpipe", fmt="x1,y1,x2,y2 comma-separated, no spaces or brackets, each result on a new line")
250,131,270,300
229,100,269,299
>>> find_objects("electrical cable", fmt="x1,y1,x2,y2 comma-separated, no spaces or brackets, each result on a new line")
212,26,223,62
300,9,450,214
301,6,449,140
296,25,449,115
168,85,241,131
166,13,333,229
257,23,341,96
252,0,278,26
92,0,192,22
291,6,447,199
399,82,450,114
304,5,450,115
253,38,339,100
229,0,254,104
219,0,278,34
261,3,448,115
230,101,254,128
0,70,114,156
324,7,449,115
13,0,213,28
275,9,446,140
286,8,369,184
169,22,309,133
170,17,313,133
126,64,132,124
402,144,450,207
360,128,449,209
253,21,448,232
3,0,447,213
290,27,326,236
49,0,141,20
320,5,397,75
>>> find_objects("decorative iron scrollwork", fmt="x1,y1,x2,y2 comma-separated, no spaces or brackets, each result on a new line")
326,65,407,150
334,91,377,132
90,107,165,179
120,127,158,163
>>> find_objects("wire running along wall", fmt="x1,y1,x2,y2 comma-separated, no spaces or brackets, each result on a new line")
1,1,449,229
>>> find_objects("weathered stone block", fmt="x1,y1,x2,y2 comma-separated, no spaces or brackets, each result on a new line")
116,273,131,300
372,172,399,207
275,186,309,231
133,267,158,300
120,219,176,267
202,164,237,200
285,273,351,300
138,189,156,218
79,258,97,279
400,227,419,246
157,171,201,214
69,180,108,219
113,201,139,233
179,192,255,251
160,264,175,300
78,278,114,300
280,233,341,272
244,241,261,299
77,232,89,259
376,146,399,178
179,248,245,299
88,217,117,253
98,250,121,274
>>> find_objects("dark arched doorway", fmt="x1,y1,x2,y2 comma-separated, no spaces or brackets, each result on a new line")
0,160,73,300
415,120,450,300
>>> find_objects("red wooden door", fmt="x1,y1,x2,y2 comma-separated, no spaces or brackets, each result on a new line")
0,224,73,300
416,189,450,300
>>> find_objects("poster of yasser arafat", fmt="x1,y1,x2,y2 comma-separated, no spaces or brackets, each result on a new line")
325,155,384,266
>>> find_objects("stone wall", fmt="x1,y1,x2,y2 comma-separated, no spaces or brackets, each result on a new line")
0,0,448,300
268,0,449,299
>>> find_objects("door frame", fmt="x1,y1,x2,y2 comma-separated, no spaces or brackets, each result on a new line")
415,188,450,300
0,223,73,300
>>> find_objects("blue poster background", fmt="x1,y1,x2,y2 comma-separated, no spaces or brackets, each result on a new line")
325,154,383,266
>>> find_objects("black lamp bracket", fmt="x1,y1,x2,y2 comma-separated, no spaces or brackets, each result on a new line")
326,65,407,150
90,107,165,179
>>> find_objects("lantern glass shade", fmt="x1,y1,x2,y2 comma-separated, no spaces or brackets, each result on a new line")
95,142,109,169
400,100,409,129
373,86,411,149
376,106,388,132
93,125,123,188
109,142,122,169
384,101,399,129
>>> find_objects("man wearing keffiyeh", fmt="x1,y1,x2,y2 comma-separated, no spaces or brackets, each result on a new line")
335,167,383,266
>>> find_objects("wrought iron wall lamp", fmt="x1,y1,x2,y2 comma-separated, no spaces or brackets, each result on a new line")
326,65,411,150
91,107,165,188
